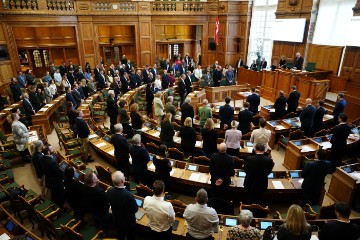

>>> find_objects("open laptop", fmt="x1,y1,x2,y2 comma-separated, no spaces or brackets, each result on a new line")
5,219,15,232
135,197,146,220
187,164,198,172
289,171,301,178
259,220,273,230
223,217,238,227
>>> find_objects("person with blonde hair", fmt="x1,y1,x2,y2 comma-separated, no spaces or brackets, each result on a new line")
11,112,30,163
154,91,164,126
130,103,143,136
165,96,176,122
226,209,261,240
178,117,197,157
225,120,242,156
201,118,218,158
160,113,175,148
277,204,312,240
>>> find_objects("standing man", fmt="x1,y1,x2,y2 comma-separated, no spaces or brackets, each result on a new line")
293,52,304,70
59,61,67,77
21,93,35,125
161,70,170,90
237,102,253,135
209,143,234,199
274,90,287,119
312,100,326,136
194,65,203,82
299,98,316,137
287,86,300,113
185,71,193,95
330,113,351,172
96,70,107,90
181,97,194,125
219,96,234,130
144,180,175,240
236,58,243,71
107,171,138,240
17,71,27,88
225,66,235,85
246,88,260,116
198,99,212,130
75,110,93,163
111,124,130,178
213,65,222,87
10,78,22,102
121,72,130,94
178,74,187,106
333,93,346,125
107,90,118,134
244,143,273,203
29,86,41,112
260,57,267,70
71,84,82,108
183,189,219,240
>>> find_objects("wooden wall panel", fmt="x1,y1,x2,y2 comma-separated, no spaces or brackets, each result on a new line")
139,17,152,66
276,0,312,19
0,63,14,83
78,17,96,68
307,44,343,74
50,48,64,65
272,41,306,68
155,25,196,41
65,48,78,63
98,25,135,44
341,46,360,85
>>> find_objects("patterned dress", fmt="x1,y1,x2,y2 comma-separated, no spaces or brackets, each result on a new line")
11,120,29,151
226,226,261,240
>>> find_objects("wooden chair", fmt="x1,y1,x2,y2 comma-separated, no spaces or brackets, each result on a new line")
319,204,337,219
314,129,329,137
252,114,263,128
176,161,186,169
241,132,252,141
172,122,182,131
233,156,244,169
61,222,103,240
303,204,318,220
277,129,304,150
193,156,210,166
168,148,185,161
95,165,113,186
198,165,209,173
168,199,187,216
146,142,159,155
136,184,153,198
284,112,297,119
240,202,270,218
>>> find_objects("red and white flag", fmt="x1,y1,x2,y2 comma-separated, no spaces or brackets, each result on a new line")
215,16,220,45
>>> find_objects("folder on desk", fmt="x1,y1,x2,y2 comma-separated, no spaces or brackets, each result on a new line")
269,109,275,113
96,142,107,148
301,145,314,152
272,181,285,189
148,163,155,171
189,173,200,181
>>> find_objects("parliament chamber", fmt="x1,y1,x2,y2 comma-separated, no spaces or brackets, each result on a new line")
0,0,360,239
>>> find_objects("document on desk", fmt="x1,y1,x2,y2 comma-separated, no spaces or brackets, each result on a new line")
272,181,285,189
320,142,332,149
107,149,114,156
247,147,253,153
349,172,360,184
148,163,155,171
269,109,275,113
301,145,314,152
88,134,98,140
236,178,245,187
141,126,149,132
96,142,107,148
0,233,10,240
45,104,54,107
173,136,181,143
39,108,47,112
275,125,286,130
195,141,203,148
170,169,176,176
189,173,200,181
198,174,208,183
151,131,160,137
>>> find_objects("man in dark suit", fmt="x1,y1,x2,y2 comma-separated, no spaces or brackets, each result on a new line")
330,113,351,172
178,74,187,106
10,78,22,102
244,143,273,203
129,70,137,89
107,90,118,134
246,88,260,116
180,97,194,125
75,110,93,163
184,53,191,66
59,62,67,77
237,102,253,135
287,86,300,113
94,65,100,77
213,65,222,87
135,70,143,87
260,57,267,70
121,73,130,94
333,93,346,125
300,98,316,137
209,143,234,199
274,91,287,119
312,100,326,136
71,84,82,108
219,96,234,130
40,144,64,209
65,87,77,109
21,93,35,125
319,202,360,240
161,70,170,90
96,70,107,89
185,71,193,95
142,65,150,84
67,71,76,86
76,69,85,82
179,64,187,76
151,64,158,78
29,86,41,112
301,149,331,205
111,124,130,178
107,171,138,240
293,52,304,70
121,55,127,65
83,171,109,230
125,60,132,74
250,60,257,71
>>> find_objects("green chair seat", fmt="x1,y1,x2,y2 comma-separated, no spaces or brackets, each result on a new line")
53,213,75,229
1,150,21,159
174,96,180,101
0,169,14,180
93,111,105,116
280,138,289,145
82,168,93,174
0,159,11,169
0,182,20,201
59,116,69,122
35,200,58,216
79,225,101,240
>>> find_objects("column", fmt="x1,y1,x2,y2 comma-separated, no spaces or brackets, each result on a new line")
303,0,320,69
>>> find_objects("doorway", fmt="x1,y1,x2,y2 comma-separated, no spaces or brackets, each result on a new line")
18,49,51,77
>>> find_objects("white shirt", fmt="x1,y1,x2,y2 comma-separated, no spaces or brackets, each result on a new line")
54,72,62,83
250,127,271,149
144,195,175,232
154,79,162,90
225,128,242,149
183,203,219,239
49,84,57,95
194,68,202,80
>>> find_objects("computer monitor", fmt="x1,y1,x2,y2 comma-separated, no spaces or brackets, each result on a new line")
224,217,238,227
74,171,81,179
215,106,220,109
293,141,302,146
327,134,333,140
187,164,198,171
264,105,271,109
260,221,273,230
5,219,15,232
343,167,352,173
104,136,110,142
289,171,300,178
96,130,102,136
351,128,359,135
238,171,246,177
149,155,153,161
145,122,151,127
157,127,161,132
284,119,292,124
268,173,274,179
246,142,253,147
135,198,143,208
313,137,322,143
270,121,278,126
60,162,67,170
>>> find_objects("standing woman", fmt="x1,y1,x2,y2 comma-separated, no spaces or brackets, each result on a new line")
145,83,154,117
49,79,58,99
160,113,175,148
106,70,114,85
44,82,52,103
178,117,197,157
169,71,176,87
118,100,132,138
11,113,30,163
201,118,218,159
277,204,312,240
130,103,143,136
225,121,242,157
153,91,164,126
153,145,172,188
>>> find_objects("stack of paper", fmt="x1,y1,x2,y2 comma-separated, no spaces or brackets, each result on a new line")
170,169,176,176
142,126,149,132
349,172,360,184
39,108,47,112
269,109,275,113
88,134,98,139
107,149,114,156
189,173,200,181
148,163,155,171
301,145,314,152
272,181,285,189
319,142,332,149
247,147,253,153
236,178,245,188
96,142,107,148
152,132,160,137
173,137,181,143
198,174,208,183
195,141,203,148
45,104,54,107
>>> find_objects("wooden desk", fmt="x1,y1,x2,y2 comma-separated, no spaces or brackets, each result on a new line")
234,91,251,108
283,139,319,170
266,120,291,149
205,85,249,104
327,163,360,205
237,68,263,87
260,105,274,120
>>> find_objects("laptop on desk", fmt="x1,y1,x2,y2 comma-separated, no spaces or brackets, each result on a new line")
135,197,146,220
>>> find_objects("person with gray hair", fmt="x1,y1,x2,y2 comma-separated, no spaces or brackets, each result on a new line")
107,89,118,133
299,98,316,137
107,171,138,240
129,134,150,183
209,143,234,199
184,188,219,240
226,209,261,240
198,99,212,129
111,123,130,178
180,96,194,124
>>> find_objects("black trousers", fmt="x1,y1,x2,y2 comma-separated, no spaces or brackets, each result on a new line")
226,148,239,157
186,233,214,240
150,227,172,240
110,116,117,134
117,225,135,240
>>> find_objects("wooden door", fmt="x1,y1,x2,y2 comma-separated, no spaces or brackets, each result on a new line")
156,43,169,60
29,49,51,77
100,45,122,67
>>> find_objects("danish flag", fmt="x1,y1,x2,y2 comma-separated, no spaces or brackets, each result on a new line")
215,16,220,45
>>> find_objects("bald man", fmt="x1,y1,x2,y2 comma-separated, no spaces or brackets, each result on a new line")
293,52,304,70
300,98,316,137
209,143,234,199
107,171,138,240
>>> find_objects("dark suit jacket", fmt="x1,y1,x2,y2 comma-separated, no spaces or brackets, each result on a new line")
96,74,107,89
312,106,325,131
10,83,22,102
293,56,304,70
179,66,187,75
330,123,351,151
180,103,194,124
22,99,35,116
129,145,150,179
287,91,300,112
274,95,287,119
178,79,187,96
40,155,64,190
130,112,142,130
300,104,316,128
333,99,346,124
84,185,109,221
135,74,142,87
29,92,41,111
32,152,44,178
213,70,222,87
67,73,75,86
209,152,234,186
66,93,77,107
162,74,170,89
71,90,82,106
76,71,85,81
151,68,158,78
261,61,267,69
107,98,118,119
60,65,67,76
120,76,129,93
64,179,86,217
129,74,137,89
107,187,138,228
111,134,129,161
246,93,260,116
237,109,253,134
75,117,90,138
302,160,331,199
142,69,150,84
179,126,197,154
244,154,273,193
219,104,234,127
184,75,192,94
319,221,360,240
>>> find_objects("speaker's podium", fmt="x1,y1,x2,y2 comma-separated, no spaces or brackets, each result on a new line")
284,139,319,170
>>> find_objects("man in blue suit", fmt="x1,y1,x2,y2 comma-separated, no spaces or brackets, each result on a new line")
333,93,346,125
246,88,260,116
300,98,316,137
